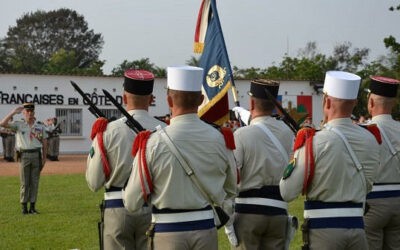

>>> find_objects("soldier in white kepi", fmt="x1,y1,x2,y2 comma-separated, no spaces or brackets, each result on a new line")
227,79,295,249
364,76,400,250
86,69,166,250
123,65,237,250
279,71,381,250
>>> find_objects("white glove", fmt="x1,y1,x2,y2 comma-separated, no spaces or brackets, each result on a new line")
224,224,238,247
232,106,250,126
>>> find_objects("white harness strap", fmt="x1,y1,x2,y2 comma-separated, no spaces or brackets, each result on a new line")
376,124,400,174
254,122,289,163
325,124,367,190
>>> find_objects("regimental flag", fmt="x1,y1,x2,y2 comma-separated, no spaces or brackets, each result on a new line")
194,0,233,126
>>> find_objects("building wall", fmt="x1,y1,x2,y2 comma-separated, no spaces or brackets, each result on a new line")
0,74,323,154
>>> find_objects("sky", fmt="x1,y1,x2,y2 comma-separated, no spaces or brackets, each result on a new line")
1,0,400,75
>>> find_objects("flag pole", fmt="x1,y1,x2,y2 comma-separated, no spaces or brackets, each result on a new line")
210,0,240,108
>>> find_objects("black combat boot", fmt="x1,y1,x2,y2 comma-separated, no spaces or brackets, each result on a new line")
29,202,39,214
22,203,28,215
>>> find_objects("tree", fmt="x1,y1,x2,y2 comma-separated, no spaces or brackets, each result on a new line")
111,58,166,77
1,8,104,74
186,56,200,66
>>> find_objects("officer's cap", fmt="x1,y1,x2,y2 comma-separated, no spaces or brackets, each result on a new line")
249,79,280,99
23,102,35,110
367,76,399,98
123,69,155,95
167,66,203,92
323,71,361,100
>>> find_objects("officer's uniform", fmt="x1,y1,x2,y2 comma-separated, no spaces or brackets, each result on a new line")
123,66,237,250
233,80,294,249
9,103,47,214
280,71,380,250
86,69,166,250
364,76,400,250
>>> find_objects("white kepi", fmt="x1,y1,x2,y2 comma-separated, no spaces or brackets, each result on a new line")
167,66,203,92
323,71,361,100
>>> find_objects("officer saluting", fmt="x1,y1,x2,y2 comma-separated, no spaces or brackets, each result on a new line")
280,71,381,249
228,79,294,249
86,69,166,249
364,76,400,250
0,103,48,214
123,66,237,250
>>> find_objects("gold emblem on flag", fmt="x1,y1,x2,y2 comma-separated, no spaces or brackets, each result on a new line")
206,65,226,88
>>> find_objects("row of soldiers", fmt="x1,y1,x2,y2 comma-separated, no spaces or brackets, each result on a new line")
86,67,399,250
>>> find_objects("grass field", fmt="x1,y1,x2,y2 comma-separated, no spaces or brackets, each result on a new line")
0,174,304,249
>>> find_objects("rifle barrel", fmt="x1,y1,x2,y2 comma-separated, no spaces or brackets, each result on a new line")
70,81,106,118
102,89,144,133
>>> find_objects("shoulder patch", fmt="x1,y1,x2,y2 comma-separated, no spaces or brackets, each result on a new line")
283,158,296,180
89,146,95,158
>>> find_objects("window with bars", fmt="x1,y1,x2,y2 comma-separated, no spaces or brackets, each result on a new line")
56,108,82,136
100,109,121,121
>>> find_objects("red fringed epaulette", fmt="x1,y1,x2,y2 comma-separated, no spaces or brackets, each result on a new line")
131,130,153,203
293,127,316,151
90,117,108,140
359,124,382,145
90,117,111,180
132,131,152,156
220,127,236,150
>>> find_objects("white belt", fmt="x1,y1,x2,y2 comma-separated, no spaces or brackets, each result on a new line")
235,197,288,210
304,208,363,218
152,209,214,223
371,184,400,192
104,191,122,200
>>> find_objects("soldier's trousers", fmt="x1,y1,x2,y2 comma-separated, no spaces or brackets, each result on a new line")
19,151,41,203
364,197,400,250
47,136,60,157
233,213,287,250
308,228,367,250
104,206,151,250
153,228,217,250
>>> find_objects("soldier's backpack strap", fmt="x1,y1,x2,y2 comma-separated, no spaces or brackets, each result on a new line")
131,130,153,203
292,127,316,195
90,117,111,181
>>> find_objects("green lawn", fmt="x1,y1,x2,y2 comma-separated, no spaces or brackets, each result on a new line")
0,174,304,249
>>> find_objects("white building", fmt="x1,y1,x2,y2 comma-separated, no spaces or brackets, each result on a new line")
0,73,323,154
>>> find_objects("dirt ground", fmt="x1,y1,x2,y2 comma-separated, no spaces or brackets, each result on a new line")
0,154,87,176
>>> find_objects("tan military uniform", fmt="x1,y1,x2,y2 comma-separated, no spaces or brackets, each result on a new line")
233,116,294,249
86,110,165,250
364,114,400,250
46,123,61,160
10,120,47,204
1,127,16,161
123,114,237,250
280,118,380,250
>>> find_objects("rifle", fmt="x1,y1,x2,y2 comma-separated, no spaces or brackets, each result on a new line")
260,85,300,134
70,81,106,119
102,89,145,134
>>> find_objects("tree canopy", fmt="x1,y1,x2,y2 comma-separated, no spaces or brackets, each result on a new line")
0,8,104,74
111,58,166,77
